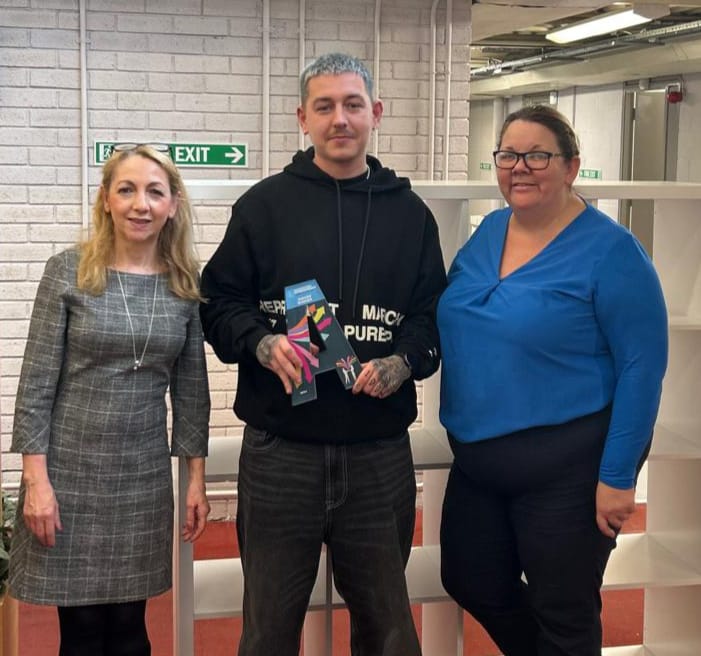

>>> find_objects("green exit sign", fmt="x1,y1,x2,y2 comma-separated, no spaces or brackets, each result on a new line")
94,142,248,168
579,168,602,179
479,162,492,170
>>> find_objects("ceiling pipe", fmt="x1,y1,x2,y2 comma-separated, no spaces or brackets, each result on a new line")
471,19,701,78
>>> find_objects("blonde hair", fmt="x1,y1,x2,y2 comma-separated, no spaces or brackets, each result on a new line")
77,145,202,301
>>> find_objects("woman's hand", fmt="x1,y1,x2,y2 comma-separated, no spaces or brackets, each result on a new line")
23,477,62,548
182,457,210,543
596,481,636,538
22,454,62,547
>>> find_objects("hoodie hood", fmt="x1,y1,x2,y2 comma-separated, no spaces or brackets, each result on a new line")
283,148,412,315
283,147,411,193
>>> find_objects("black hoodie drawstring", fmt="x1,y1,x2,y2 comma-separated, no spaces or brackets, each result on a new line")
335,180,344,303
334,181,373,320
351,187,373,319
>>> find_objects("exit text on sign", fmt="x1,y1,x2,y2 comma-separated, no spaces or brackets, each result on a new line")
94,142,247,167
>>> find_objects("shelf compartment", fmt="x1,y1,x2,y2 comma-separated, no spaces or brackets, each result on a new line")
669,314,701,331
649,424,701,460
205,434,242,482
645,585,701,655
603,533,701,590
648,531,701,577
193,558,243,620
407,427,453,470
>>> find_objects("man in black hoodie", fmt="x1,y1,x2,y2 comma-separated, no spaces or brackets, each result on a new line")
200,52,446,656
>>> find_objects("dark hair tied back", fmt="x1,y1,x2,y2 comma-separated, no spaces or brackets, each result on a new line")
498,104,580,161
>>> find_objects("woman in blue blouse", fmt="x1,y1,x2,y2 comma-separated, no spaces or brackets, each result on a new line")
438,105,668,655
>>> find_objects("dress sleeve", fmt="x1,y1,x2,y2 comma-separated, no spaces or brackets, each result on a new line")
593,234,668,489
169,301,211,457
11,253,71,454
392,205,447,380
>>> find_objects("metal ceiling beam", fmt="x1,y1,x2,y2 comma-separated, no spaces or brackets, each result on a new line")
470,24,701,97
471,20,701,77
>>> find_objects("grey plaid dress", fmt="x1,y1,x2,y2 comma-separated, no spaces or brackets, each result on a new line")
9,249,210,606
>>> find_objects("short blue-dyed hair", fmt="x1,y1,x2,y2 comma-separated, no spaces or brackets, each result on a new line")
300,53,375,104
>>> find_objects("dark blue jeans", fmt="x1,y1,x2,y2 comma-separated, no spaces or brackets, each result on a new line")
236,425,421,656
441,407,617,656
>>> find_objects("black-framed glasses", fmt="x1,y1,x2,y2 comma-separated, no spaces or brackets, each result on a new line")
109,142,172,158
493,150,563,170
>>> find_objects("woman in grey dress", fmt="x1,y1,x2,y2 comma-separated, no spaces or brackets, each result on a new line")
9,144,211,655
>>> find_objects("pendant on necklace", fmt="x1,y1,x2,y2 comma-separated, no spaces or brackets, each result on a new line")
117,270,158,374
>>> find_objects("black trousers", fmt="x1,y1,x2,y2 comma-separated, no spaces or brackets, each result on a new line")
440,406,619,656
57,600,150,656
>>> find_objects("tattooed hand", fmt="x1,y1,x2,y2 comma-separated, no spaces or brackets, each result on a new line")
352,354,411,399
255,334,283,367
255,334,302,394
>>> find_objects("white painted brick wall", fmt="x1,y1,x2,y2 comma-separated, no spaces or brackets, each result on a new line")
0,0,472,486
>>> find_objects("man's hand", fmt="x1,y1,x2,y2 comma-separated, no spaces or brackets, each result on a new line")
352,354,411,399
596,481,636,538
255,334,303,394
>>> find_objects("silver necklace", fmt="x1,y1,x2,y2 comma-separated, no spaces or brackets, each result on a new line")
116,271,158,371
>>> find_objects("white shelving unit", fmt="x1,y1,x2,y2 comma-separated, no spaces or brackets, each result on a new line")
643,197,701,656
173,180,701,656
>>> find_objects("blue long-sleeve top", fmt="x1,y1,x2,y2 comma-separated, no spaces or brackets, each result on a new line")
437,204,668,489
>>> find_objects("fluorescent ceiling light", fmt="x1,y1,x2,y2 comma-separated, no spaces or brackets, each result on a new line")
546,5,669,44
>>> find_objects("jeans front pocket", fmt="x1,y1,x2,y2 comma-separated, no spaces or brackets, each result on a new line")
242,424,280,452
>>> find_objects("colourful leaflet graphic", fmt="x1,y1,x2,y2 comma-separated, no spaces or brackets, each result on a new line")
285,280,360,405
